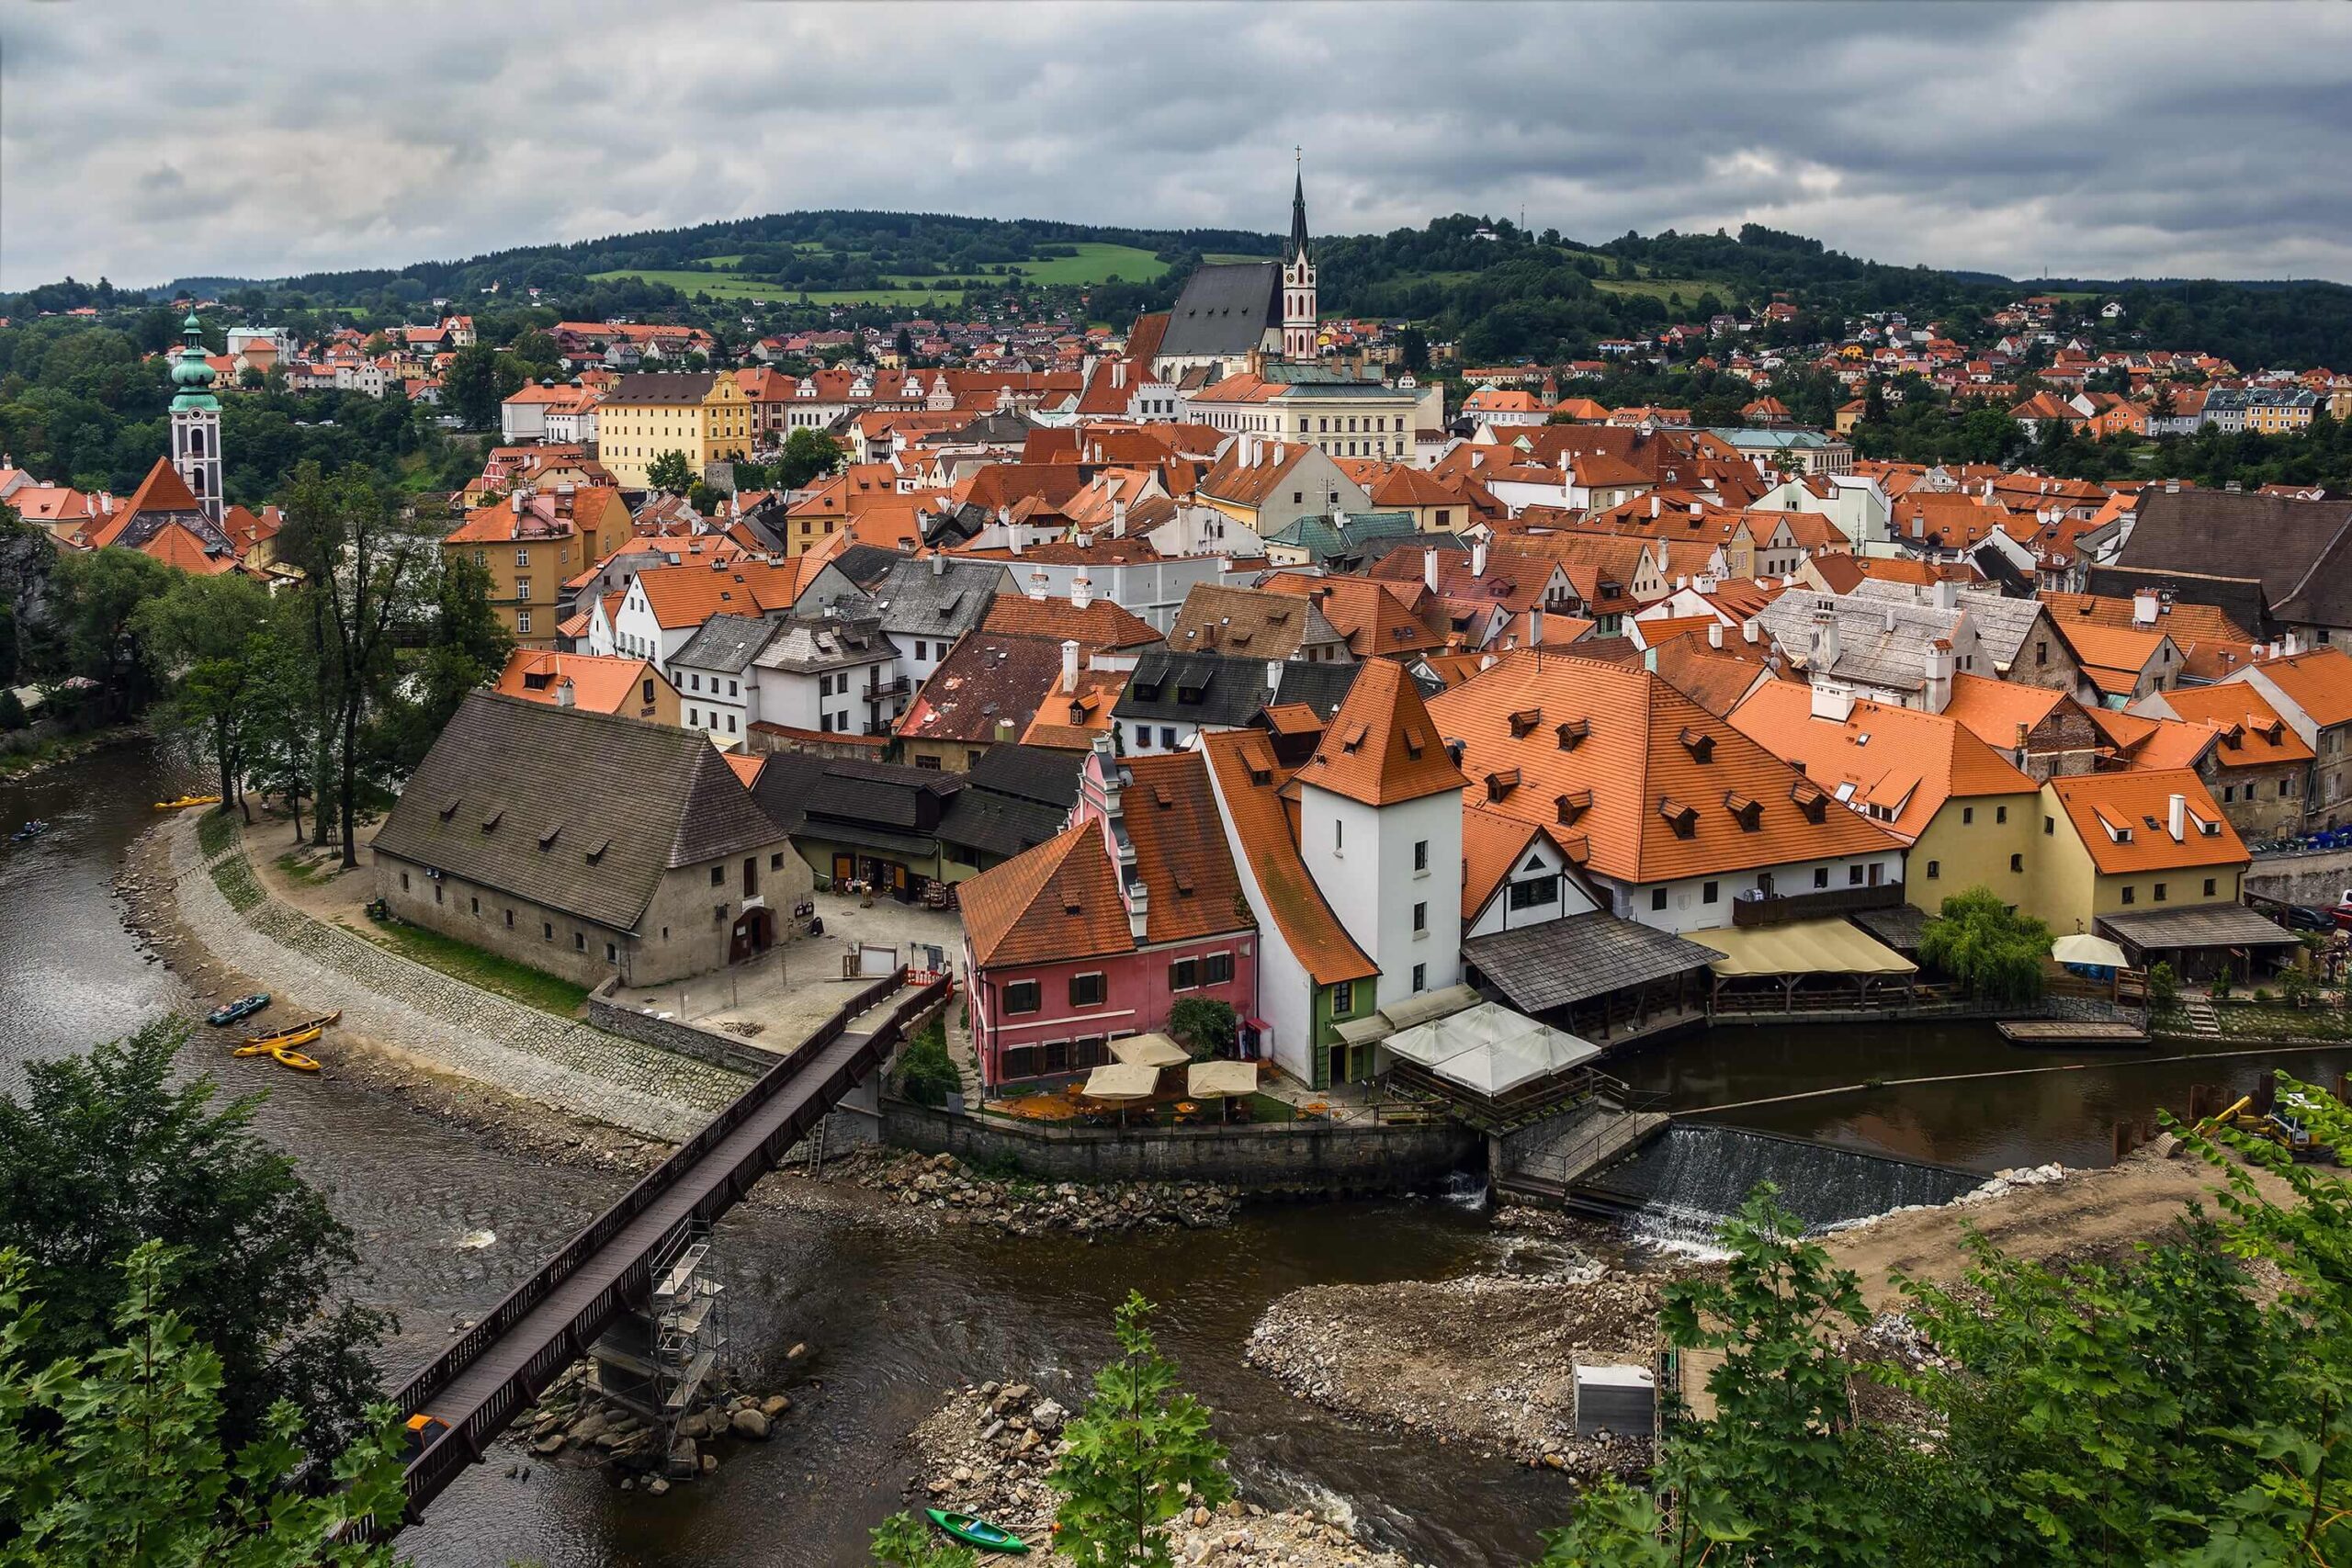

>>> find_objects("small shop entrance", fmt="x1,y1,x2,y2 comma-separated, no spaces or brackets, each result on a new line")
729,906,775,964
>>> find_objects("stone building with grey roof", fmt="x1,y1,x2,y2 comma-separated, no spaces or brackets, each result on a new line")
372,693,805,986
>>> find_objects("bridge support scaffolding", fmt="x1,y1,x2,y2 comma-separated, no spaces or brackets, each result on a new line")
587,1221,729,1472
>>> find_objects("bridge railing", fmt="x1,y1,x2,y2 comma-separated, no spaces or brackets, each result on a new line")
390,966,912,1422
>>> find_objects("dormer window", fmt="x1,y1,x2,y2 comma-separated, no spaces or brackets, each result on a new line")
1555,788,1592,825
1508,707,1542,739
1485,769,1521,802
1657,796,1699,839
1723,791,1762,831
1678,727,1715,762
1555,717,1589,750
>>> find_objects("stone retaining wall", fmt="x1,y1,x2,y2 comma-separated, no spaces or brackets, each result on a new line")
166,818,750,1141
880,1100,1478,1191
586,978,776,1076
2246,847,2352,909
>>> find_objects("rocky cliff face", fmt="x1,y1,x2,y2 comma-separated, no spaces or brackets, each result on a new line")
0,524,59,682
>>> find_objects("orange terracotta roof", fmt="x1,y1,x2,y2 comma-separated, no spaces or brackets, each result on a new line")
1460,805,1551,920
1939,672,2074,751
723,752,764,788
2046,769,2247,876
2053,620,2175,693
2245,648,2352,729
139,520,238,574
1727,682,2035,843
633,558,805,630
1117,752,1254,946
2158,685,2314,768
1296,659,1466,807
1426,650,1905,884
1261,573,1443,659
1200,732,1376,986
493,650,667,716
958,821,1135,969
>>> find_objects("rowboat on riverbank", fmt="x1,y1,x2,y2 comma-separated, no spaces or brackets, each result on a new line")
207,993,271,1027
234,1021,324,1056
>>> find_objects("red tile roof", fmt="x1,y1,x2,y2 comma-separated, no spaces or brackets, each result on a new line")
959,821,1135,969
1200,731,1376,986
2047,769,2247,875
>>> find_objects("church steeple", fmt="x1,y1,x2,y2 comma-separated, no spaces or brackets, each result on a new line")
1282,151,1317,361
167,311,223,522
1288,150,1311,265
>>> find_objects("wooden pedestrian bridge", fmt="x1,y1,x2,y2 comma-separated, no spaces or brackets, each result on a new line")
378,968,949,1530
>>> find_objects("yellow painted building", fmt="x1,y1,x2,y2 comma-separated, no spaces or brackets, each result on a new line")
442,484,628,648
2027,769,2247,935
594,371,755,488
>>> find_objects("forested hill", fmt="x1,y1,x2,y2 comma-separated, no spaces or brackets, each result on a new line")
14,209,2352,370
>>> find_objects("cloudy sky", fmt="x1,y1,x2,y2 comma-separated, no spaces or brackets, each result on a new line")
6,1,2349,292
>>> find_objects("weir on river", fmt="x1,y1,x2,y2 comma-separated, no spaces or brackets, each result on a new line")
1576,1122,1984,1246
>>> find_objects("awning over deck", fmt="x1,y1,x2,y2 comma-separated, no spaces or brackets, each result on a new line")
1111,1032,1189,1069
1461,912,1724,1014
1081,1062,1159,1100
1333,983,1481,1049
2098,904,2301,953
1702,918,1917,978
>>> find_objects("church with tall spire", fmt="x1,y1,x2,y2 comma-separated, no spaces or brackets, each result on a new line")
1281,153,1318,361
1143,155,1322,381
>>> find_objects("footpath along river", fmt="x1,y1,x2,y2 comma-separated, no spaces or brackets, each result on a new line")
6,741,2347,1566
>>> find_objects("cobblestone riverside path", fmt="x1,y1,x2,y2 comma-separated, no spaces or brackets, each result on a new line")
170,818,749,1140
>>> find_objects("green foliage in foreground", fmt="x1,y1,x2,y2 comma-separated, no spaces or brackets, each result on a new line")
0,1241,410,1566
1919,886,2052,1006
894,1013,961,1108
1053,1292,1233,1568
1537,1074,2352,1566
0,1019,392,1461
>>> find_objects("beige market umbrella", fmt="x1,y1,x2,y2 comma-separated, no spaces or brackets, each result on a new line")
1186,1059,1259,1122
1081,1060,1159,1126
1112,1032,1190,1069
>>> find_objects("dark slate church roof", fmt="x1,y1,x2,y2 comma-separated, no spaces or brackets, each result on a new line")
2104,488,2352,634
1157,262,1282,360
373,694,786,931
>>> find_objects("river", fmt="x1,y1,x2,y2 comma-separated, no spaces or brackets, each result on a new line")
6,741,2346,1567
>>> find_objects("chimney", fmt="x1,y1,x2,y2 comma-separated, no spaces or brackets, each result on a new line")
931,551,945,577
554,676,576,708
1422,547,1440,592
1070,575,1093,610
1061,638,1081,695
1267,660,1284,691
1112,498,1128,533
1810,682,1855,723
994,717,1016,743
2166,792,2186,842
1810,608,1841,671
1932,578,1961,612
1649,494,1661,519
1530,605,1544,643
1471,539,1488,578
1707,621,1724,649
1027,569,1049,602
1923,639,1955,713
1743,618,1759,644
2132,588,2158,626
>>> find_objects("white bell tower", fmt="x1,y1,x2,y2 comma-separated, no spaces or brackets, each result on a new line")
1283,151,1317,362
167,311,223,521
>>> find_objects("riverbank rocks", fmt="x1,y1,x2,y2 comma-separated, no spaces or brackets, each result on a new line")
1246,1272,1658,1479
797,1145,1240,1238
906,1382,1412,1567
503,1359,797,1484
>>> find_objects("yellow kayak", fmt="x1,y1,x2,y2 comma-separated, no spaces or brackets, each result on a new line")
238,1022,322,1055
153,795,223,811
268,1046,321,1073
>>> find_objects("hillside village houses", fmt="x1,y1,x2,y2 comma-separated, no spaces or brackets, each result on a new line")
62,170,2346,1116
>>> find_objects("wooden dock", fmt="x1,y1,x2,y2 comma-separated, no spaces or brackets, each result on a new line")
1996,1019,2149,1048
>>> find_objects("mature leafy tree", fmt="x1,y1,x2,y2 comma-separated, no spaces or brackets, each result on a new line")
276,462,426,866
440,342,514,432
1167,999,1237,1063
376,550,513,773
0,1242,409,1565
646,448,696,495
775,427,846,491
0,1018,393,1458
1052,1292,1233,1568
133,570,274,812
1918,886,2052,1005
49,545,175,720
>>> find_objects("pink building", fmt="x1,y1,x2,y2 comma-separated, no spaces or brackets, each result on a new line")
958,745,1257,1089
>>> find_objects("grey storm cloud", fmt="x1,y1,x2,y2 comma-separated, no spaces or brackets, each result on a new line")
5,0,2349,291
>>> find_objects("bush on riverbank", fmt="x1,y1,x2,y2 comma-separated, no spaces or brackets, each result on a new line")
898,1014,960,1107
1538,1082,2352,1565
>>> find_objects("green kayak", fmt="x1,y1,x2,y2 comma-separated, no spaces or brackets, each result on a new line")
926,1508,1030,1553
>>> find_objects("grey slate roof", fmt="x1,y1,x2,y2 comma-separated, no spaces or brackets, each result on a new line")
831,544,908,590
1259,510,1421,567
606,371,721,404
753,754,963,842
1271,660,1364,718
751,615,899,675
669,613,782,676
1463,911,1724,1013
372,693,786,931
1114,650,1280,729
2085,566,2274,646
937,786,1069,862
869,555,1011,640
1157,262,1282,360
961,742,1084,810
2098,903,2300,953
2111,488,2352,634
1849,580,2048,671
